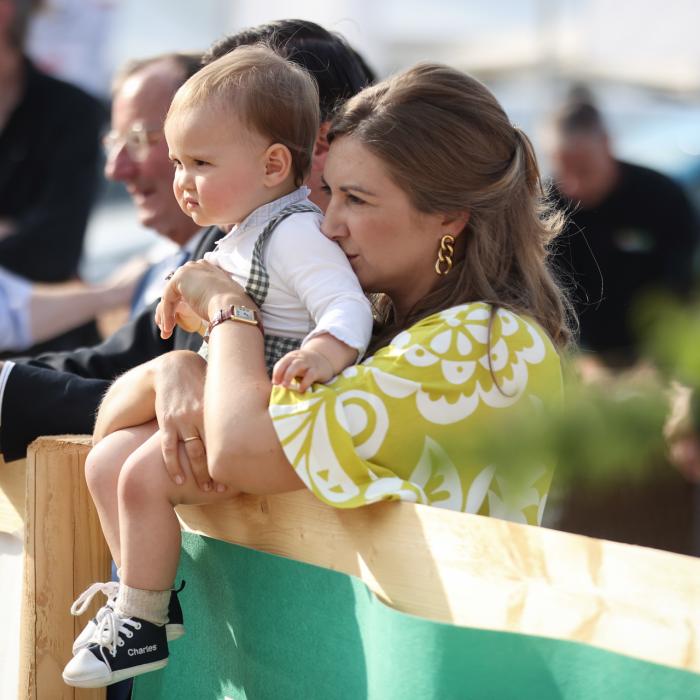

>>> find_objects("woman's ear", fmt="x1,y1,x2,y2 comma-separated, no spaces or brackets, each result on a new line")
440,211,471,238
263,143,293,186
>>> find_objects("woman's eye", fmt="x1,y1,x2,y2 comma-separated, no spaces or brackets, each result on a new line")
347,194,364,205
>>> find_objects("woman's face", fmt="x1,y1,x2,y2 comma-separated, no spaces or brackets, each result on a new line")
321,135,446,315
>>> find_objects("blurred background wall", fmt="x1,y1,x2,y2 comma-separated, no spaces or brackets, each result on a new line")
23,0,700,277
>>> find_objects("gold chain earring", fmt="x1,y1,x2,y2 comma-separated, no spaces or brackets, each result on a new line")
435,234,455,276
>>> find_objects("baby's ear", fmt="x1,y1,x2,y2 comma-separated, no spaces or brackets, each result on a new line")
263,143,293,186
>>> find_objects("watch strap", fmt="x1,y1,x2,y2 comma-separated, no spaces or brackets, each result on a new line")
204,305,263,343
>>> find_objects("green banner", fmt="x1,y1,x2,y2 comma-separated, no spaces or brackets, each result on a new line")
133,532,700,699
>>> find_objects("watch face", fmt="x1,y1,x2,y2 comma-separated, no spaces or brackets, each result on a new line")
233,306,256,323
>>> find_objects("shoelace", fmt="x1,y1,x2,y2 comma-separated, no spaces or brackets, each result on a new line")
92,608,142,658
70,581,120,616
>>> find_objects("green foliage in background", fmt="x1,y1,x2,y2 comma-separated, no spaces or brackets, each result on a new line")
471,368,669,487
472,296,700,487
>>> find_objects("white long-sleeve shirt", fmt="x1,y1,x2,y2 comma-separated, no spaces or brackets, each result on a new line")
204,187,372,356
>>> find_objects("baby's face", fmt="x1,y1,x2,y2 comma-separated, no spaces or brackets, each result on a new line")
165,105,272,227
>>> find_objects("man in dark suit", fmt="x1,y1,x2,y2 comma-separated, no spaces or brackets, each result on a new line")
0,19,373,461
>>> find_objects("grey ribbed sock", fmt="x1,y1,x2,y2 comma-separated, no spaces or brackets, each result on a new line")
115,583,170,625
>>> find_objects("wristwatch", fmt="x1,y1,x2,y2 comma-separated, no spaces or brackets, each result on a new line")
204,305,263,342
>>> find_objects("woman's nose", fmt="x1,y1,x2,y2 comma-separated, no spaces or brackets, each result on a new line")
321,202,345,241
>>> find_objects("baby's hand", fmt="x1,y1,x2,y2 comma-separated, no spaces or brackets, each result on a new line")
156,299,204,339
272,349,335,393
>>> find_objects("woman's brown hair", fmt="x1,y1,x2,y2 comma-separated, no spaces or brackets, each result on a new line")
328,63,573,353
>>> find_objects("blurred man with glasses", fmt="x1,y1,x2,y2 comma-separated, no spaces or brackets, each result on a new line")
101,54,204,315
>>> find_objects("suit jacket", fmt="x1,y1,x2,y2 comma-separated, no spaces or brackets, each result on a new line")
0,226,221,460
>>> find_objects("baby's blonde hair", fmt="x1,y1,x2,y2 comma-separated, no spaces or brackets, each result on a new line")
166,44,320,186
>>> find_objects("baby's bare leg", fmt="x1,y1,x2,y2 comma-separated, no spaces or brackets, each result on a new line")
85,421,158,568
118,429,238,591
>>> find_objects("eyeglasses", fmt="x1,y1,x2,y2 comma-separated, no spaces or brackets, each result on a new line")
102,122,163,162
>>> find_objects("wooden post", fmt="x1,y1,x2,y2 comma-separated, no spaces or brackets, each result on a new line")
0,457,26,533
19,436,110,700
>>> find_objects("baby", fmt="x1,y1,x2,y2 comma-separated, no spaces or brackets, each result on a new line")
62,45,372,688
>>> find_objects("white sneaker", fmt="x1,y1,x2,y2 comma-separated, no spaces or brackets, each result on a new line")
71,580,186,654
63,609,168,688
71,581,119,654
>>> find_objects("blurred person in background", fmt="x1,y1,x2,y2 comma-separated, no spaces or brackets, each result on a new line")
0,0,106,351
0,264,141,352
547,90,700,557
0,51,204,358
550,91,698,370
0,19,373,464
105,53,205,317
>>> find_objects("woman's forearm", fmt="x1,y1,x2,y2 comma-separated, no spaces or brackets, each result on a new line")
158,264,303,493
203,317,302,493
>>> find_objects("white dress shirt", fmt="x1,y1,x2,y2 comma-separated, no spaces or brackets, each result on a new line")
130,229,207,316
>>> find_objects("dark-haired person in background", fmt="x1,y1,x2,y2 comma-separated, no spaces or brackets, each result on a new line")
0,0,106,351
551,95,698,369
549,92,700,557
0,19,374,462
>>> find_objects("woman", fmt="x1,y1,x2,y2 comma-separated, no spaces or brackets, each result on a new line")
64,63,570,688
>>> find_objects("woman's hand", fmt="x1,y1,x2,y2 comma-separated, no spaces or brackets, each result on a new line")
158,260,251,337
155,298,205,337
151,350,224,492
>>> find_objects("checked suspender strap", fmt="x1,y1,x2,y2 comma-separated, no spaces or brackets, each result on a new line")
244,202,322,373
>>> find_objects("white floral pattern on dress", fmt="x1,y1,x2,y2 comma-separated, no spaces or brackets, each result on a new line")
270,303,563,525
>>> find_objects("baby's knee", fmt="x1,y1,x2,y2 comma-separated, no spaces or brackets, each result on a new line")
84,437,121,494
118,450,163,508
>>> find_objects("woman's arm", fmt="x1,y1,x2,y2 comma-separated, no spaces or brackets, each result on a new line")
159,261,303,494
203,305,303,493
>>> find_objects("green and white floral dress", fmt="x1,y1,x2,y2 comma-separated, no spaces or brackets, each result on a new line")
269,302,563,526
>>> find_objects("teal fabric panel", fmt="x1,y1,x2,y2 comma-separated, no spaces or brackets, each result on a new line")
133,532,700,700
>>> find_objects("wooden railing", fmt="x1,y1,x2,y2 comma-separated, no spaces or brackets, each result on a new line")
2,436,700,698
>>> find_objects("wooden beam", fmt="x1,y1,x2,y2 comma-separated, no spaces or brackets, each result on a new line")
0,457,26,533
12,435,700,697
177,490,700,675
20,436,109,700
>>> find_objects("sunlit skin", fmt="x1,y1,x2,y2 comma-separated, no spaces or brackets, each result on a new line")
320,135,468,319
166,105,290,228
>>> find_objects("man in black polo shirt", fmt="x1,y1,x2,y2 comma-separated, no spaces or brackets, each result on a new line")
551,98,698,368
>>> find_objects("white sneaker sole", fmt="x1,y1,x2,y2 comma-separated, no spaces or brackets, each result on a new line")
167,623,185,641
63,657,168,688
